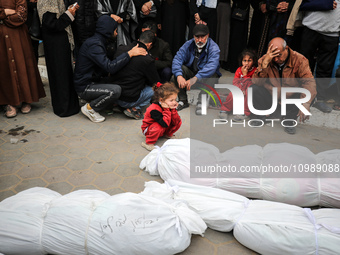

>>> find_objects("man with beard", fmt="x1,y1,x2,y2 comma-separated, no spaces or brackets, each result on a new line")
74,15,147,123
172,24,221,111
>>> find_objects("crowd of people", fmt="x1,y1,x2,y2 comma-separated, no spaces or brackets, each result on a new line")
1,0,340,144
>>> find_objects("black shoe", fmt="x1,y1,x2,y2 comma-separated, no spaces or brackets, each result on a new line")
313,101,332,113
249,120,264,127
283,120,296,135
177,101,189,111
284,126,296,135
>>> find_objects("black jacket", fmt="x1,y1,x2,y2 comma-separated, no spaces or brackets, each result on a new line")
149,37,173,70
112,41,160,102
66,0,97,45
73,15,131,93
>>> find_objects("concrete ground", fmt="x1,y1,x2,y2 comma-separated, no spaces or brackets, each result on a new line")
0,65,339,254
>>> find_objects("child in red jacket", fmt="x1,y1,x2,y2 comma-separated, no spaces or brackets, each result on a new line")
219,49,258,121
141,82,182,151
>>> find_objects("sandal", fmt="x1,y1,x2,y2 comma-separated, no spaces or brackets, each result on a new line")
5,105,17,118
333,104,340,111
141,142,155,151
123,108,142,120
21,103,31,114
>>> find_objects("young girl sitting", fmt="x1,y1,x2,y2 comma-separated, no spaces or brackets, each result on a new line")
141,82,182,151
219,49,258,121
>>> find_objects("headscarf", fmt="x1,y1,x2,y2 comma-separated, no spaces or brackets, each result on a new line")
37,0,75,51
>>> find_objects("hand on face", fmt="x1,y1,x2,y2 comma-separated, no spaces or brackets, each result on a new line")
263,44,281,67
241,65,249,76
160,102,170,108
241,55,254,76
162,94,178,109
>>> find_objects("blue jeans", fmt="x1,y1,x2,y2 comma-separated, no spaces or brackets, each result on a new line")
118,86,154,110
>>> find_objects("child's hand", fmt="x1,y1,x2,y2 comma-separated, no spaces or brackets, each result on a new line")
241,65,248,76
161,102,170,108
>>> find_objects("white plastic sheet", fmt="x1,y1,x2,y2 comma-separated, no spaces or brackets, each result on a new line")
139,139,340,207
0,188,206,255
142,180,340,255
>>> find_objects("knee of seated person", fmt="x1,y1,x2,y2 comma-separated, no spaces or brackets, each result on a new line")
109,85,122,98
149,122,165,131
162,67,172,76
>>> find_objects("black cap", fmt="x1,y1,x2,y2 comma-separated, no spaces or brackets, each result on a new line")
193,24,209,37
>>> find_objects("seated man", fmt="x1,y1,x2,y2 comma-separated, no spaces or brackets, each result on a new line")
74,15,147,123
111,30,161,119
252,37,317,134
141,20,173,82
172,24,221,111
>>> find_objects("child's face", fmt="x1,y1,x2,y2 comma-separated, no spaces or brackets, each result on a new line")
162,93,178,109
242,55,254,70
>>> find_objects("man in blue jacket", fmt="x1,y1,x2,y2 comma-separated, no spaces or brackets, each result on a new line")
74,15,147,123
172,24,221,111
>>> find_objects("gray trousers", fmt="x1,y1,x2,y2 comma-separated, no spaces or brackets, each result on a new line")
78,83,121,112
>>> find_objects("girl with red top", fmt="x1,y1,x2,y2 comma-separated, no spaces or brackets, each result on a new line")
219,49,258,121
141,82,182,151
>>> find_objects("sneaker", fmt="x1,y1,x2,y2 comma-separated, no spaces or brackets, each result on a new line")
81,104,105,123
313,101,332,113
218,111,228,119
141,142,155,151
232,114,249,122
176,101,189,111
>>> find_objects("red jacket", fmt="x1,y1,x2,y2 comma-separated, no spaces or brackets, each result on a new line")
233,66,256,91
142,103,182,131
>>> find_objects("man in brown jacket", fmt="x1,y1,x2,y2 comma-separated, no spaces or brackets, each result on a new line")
251,37,317,134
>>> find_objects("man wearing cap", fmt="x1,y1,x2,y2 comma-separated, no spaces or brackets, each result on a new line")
172,24,221,111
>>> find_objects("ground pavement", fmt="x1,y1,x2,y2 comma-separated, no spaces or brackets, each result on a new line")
0,69,339,254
